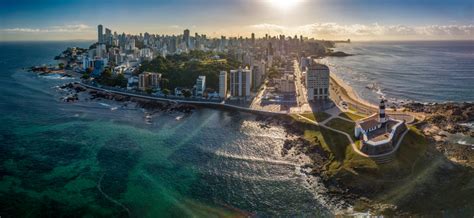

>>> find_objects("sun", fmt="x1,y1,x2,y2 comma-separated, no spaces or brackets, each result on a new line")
266,0,304,11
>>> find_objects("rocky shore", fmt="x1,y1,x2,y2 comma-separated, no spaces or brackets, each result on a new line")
404,102,473,135
255,115,357,212
403,102,473,167
257,112,474,216
59,82,196,114
325,51,354,57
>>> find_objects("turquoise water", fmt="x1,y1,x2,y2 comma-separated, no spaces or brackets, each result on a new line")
0,42,328,216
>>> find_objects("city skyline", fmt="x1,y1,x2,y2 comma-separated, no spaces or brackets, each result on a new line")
0,0,473,41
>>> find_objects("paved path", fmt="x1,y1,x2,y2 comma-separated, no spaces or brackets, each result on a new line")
295,114,370,157
296,113,409,159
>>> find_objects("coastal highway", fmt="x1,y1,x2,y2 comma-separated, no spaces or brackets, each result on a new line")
77,82,288,116
293,59,310,113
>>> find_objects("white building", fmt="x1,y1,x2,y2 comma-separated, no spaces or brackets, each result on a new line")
219,71,228,99
354,99,407,157
139,48,153,61
96,44,106,58
127,76,139,90
139,72,162,91
195,75,206,96
300,57,311,71
274,74,295,93
230,67,252,98
306,63,330,101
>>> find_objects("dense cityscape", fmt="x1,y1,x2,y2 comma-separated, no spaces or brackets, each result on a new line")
2,0,473,216
56,24,336,111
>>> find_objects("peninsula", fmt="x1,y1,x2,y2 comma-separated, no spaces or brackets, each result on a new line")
32,24,474,216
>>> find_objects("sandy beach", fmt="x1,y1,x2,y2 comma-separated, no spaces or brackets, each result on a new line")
329,73,379,115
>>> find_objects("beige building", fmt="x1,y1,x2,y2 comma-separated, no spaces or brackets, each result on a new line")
274,74,295,93
230,67,252,97
139,72,162,91
306,63,330,101
219,71,228,99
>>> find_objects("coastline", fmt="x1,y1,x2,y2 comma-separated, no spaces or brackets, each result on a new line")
329,72,378,110
32,41,474,216
54,74,473,216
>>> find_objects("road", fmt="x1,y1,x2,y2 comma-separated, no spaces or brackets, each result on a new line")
293,59,310,113
77,82,288,115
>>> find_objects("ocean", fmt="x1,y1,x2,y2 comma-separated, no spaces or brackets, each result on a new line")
320,41,474,104
0,41,472,216
0,41,328,216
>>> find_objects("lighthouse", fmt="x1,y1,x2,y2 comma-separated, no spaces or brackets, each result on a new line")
379,98,387,123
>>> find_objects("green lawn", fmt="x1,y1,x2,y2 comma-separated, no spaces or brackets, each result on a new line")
325,118,357,140
339,112,365,121
386,125,427,170
303,126,349,161
300,112,331,122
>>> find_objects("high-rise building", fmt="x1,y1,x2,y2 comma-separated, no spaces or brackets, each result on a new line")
219,71,227,99
97,24,103,44
139,72,162,91
183,29,190,47
251,33,255,45
195,75,206,96
306,63,330,101
230,67,252,98
105,28,112,45
96,43,106,58
251,65,263,91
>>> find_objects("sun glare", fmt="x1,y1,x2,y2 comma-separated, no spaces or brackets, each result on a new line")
266,0,303,11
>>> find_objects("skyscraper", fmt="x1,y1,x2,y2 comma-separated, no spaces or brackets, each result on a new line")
183,29,190,47
230,67,252,98
219,71,227,99
251,33,255,45
105,28,112,45
97,24,103,44
306,63,330,101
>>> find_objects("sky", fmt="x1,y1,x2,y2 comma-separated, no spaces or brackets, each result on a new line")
0,0,473,41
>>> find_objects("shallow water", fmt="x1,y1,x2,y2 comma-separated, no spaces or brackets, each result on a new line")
0,42,329,216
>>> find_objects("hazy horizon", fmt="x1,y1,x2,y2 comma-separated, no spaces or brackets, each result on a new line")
1,0,473,41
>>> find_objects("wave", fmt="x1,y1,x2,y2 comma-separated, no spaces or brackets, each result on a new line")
39,74,75,80
99,103,111,107
212,150,298,167
325,41,474,103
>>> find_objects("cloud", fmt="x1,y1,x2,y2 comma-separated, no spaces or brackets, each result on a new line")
1,24,92,33
249,22,474,39
249,23,286,33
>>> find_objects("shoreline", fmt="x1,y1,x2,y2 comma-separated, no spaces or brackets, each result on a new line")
330,72,378,109
57,78,473,216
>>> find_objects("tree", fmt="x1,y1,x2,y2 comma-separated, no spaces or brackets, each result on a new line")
162,89,170,97
58,63,65,69
161,78,169,90
98,69,113,86
182,90,192,98
114,73,127,88
145,88,153,95
81,73,90,80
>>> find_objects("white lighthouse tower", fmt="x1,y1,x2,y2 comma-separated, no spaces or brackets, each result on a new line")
379,98,387,123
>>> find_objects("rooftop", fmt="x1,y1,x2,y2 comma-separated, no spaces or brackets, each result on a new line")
366,120,399,142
